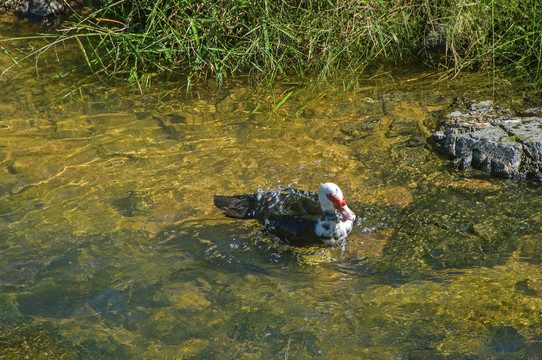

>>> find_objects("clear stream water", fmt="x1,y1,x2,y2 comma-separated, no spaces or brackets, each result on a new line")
1,15,541,359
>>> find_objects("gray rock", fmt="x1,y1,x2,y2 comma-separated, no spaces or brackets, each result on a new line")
18,0,63,25
434,100,542,179
454,126,523,176
501,118,542,160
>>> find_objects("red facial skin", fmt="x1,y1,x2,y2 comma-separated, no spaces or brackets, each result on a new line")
326,193,355,220
326,193,346,208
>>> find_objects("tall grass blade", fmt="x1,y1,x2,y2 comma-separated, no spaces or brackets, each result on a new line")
274,89,294,111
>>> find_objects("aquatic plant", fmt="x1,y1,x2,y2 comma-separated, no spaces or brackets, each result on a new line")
1,0,542,85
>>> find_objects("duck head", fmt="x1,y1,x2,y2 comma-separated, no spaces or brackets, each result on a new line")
318,183,356,221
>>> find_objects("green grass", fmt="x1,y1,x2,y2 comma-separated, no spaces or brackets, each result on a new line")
2,0,542,86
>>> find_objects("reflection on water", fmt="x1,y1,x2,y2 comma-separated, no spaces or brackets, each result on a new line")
1,17,542,359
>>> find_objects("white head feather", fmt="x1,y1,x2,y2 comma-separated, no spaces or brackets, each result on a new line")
318,183,355,220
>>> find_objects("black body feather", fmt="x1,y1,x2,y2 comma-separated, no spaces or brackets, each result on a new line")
213,188,325,246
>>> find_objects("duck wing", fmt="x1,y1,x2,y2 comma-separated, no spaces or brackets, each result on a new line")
213,188,321,221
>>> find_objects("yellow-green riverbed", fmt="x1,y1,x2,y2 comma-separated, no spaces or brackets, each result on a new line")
1,16,541,360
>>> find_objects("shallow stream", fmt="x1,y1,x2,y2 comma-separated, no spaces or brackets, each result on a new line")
1,16,541,359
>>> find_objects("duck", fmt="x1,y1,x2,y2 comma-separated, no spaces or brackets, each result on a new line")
213,183,356,246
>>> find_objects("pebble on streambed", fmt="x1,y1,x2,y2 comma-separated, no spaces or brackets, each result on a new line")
433,100,542,180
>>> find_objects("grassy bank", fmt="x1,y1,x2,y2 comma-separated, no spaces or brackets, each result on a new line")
2,0,542,85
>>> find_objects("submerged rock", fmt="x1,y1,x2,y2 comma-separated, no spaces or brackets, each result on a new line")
434,100,542,180
384,180,523,270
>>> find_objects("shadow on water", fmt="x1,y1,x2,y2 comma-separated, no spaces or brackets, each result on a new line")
1,18,542,357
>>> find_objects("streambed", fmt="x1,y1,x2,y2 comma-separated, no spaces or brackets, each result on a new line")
1,18,541,359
